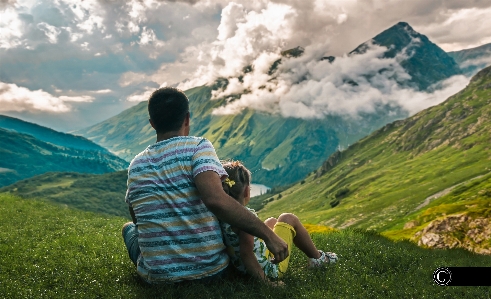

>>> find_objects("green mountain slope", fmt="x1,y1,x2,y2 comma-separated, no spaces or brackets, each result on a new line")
0,129,128,187
0,115,110,152
75,22,463,187
350,22,462,90
448,42,491,76
75,85,399,187
0,171,128,218
2,193,491,298
257,66,491,253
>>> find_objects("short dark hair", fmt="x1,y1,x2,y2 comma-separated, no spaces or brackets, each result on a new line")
148,87,189,134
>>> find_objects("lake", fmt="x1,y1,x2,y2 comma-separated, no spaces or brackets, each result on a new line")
250,184,270,197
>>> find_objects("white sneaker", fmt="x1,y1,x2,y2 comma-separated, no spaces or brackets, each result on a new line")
308,250,338,267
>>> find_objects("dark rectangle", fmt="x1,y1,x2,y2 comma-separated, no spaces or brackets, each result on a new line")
434,267,491,286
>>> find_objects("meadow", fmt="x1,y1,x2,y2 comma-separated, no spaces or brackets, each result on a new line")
2,193,490,299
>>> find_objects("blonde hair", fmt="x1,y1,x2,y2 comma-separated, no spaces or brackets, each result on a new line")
221,161,251,201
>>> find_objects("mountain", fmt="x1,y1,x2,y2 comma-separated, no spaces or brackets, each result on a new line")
0,171,128,218
257,65,491,254
75,22,458,187
350,22,462,90
75,85,399,187
0,115,110,152
448,43,491,77
0,128,128,187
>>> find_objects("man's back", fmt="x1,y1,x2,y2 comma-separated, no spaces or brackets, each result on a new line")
125,136,229,283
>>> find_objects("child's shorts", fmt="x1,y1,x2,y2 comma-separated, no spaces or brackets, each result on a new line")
272,221,296,278
122,223,140,266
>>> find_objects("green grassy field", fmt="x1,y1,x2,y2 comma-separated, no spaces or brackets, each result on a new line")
2,193,490,299
0,171,129,218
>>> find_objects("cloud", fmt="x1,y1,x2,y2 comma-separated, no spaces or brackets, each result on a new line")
1,0,490,131
177,1,295,90
0,82,94,113
0,6,23,49
0,0,15,8
460,55,491,68
126,87,155,102
37,22,61,43
210,43,469,119
421,6,491,51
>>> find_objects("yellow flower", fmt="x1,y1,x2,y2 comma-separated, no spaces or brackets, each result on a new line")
225,178,235,188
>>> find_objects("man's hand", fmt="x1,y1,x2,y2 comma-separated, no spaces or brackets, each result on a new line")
263,233,289,264
194,171,289,263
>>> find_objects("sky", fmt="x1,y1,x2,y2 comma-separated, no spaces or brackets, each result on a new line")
1,0,491,132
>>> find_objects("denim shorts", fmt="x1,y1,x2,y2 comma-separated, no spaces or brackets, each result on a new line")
122,223,140,266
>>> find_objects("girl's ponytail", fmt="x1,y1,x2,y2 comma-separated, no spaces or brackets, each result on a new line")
221,161,251,201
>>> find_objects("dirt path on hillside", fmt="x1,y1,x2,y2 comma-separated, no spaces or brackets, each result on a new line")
412,173,489,213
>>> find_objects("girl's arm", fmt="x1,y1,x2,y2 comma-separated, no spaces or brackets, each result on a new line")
238,230,277,284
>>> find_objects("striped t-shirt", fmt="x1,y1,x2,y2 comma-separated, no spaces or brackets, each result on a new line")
125,136,229,283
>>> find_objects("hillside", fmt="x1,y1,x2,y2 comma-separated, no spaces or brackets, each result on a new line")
257,66,491,253
2,193,490,298
75,85,400,187
448,42,491,76
75,22,462,187
0,115,109,152
0,129,128,187
0,171,129,218
350,22,462,90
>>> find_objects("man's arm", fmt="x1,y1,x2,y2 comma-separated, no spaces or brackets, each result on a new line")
129,205,137,224
194,171,289,264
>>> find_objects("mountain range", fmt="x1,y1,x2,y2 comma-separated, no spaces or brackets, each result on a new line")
6,65,491,255
75,22,466,187
0,115,110,152
3,20,491,253
448,43,491,77
257,65,491,254
0,116,128,187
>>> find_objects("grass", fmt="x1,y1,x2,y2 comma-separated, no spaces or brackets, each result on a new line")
0,171,129,218
2,193,491,299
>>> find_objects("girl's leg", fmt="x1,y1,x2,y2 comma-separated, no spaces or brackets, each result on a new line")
264,217,277,230
276,213,321,259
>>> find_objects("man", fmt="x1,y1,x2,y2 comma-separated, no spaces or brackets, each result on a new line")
122,87,288,284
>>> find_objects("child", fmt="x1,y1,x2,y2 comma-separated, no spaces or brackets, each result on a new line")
220,161,338,284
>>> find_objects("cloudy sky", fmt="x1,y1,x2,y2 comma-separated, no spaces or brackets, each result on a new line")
1,0,491,131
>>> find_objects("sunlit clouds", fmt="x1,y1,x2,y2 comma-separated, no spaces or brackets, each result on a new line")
0,0,490,130
0,82,94,113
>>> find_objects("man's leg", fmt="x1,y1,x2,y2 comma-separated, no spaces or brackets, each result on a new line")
122,222,140,266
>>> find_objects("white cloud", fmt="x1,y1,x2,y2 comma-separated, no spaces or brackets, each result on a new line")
460,55,491,69
126,87,154,102
0,82,94,113
422,6,491,52
0,7,23,49
178,1,295,90
37,22,61,44
1,0,490,131
92,89,112,94
208,36,469,119
58,0,105,34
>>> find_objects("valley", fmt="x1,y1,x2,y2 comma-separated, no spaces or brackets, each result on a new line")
2,2,491,296
1,21,491,263
0,127,127,187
